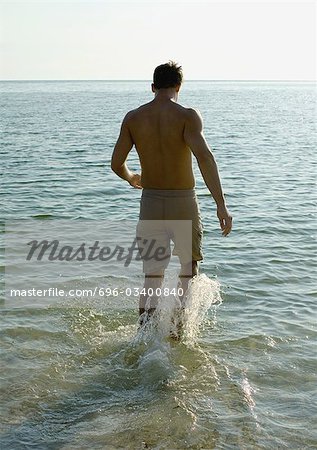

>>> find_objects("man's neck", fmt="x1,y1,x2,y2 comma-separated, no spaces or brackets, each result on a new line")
154,88,178,102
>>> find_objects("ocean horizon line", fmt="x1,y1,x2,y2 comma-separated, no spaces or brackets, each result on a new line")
0,79,315,83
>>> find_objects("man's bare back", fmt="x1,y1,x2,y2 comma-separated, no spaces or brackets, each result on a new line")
126,98,195,189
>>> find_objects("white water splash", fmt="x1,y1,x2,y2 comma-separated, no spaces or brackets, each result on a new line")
135,272,222,345
120,272,222,387
180,273,222,344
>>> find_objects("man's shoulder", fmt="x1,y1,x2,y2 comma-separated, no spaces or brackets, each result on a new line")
123,108,139,121
167,104,203,125
123,102,152,122
183,106,201,116
182,107,203,126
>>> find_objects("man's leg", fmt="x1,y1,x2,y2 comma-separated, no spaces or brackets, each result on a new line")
178,260,198,304
139,271,164,326
168,261,198,339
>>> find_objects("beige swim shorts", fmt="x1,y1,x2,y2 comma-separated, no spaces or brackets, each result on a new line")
136,188,203,274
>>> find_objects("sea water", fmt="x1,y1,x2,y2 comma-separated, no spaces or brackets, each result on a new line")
0,80,316,449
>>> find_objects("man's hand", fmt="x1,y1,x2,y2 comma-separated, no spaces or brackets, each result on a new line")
128,173,142,189
217,204,232,236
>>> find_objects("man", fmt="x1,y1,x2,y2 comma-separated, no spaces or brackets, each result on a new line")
111,61,232,324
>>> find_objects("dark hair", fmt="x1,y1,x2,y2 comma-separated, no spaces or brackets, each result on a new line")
153,61,183,89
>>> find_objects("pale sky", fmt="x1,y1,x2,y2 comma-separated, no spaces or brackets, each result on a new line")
0,0,315,80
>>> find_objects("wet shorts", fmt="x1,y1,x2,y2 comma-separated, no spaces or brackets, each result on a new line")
136,188,203,274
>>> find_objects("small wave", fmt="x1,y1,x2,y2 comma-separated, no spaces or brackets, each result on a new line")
31,214,55,219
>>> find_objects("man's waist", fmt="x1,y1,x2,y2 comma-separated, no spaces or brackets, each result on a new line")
142,188,196,198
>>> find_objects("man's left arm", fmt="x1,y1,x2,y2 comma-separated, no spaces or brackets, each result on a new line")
111,113,142,189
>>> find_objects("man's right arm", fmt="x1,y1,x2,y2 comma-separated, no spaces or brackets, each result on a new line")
184,108,232,236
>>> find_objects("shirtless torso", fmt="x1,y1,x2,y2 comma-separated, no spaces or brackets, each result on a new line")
126,98,195,189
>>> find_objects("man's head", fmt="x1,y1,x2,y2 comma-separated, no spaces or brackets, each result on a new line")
152,61,183,92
